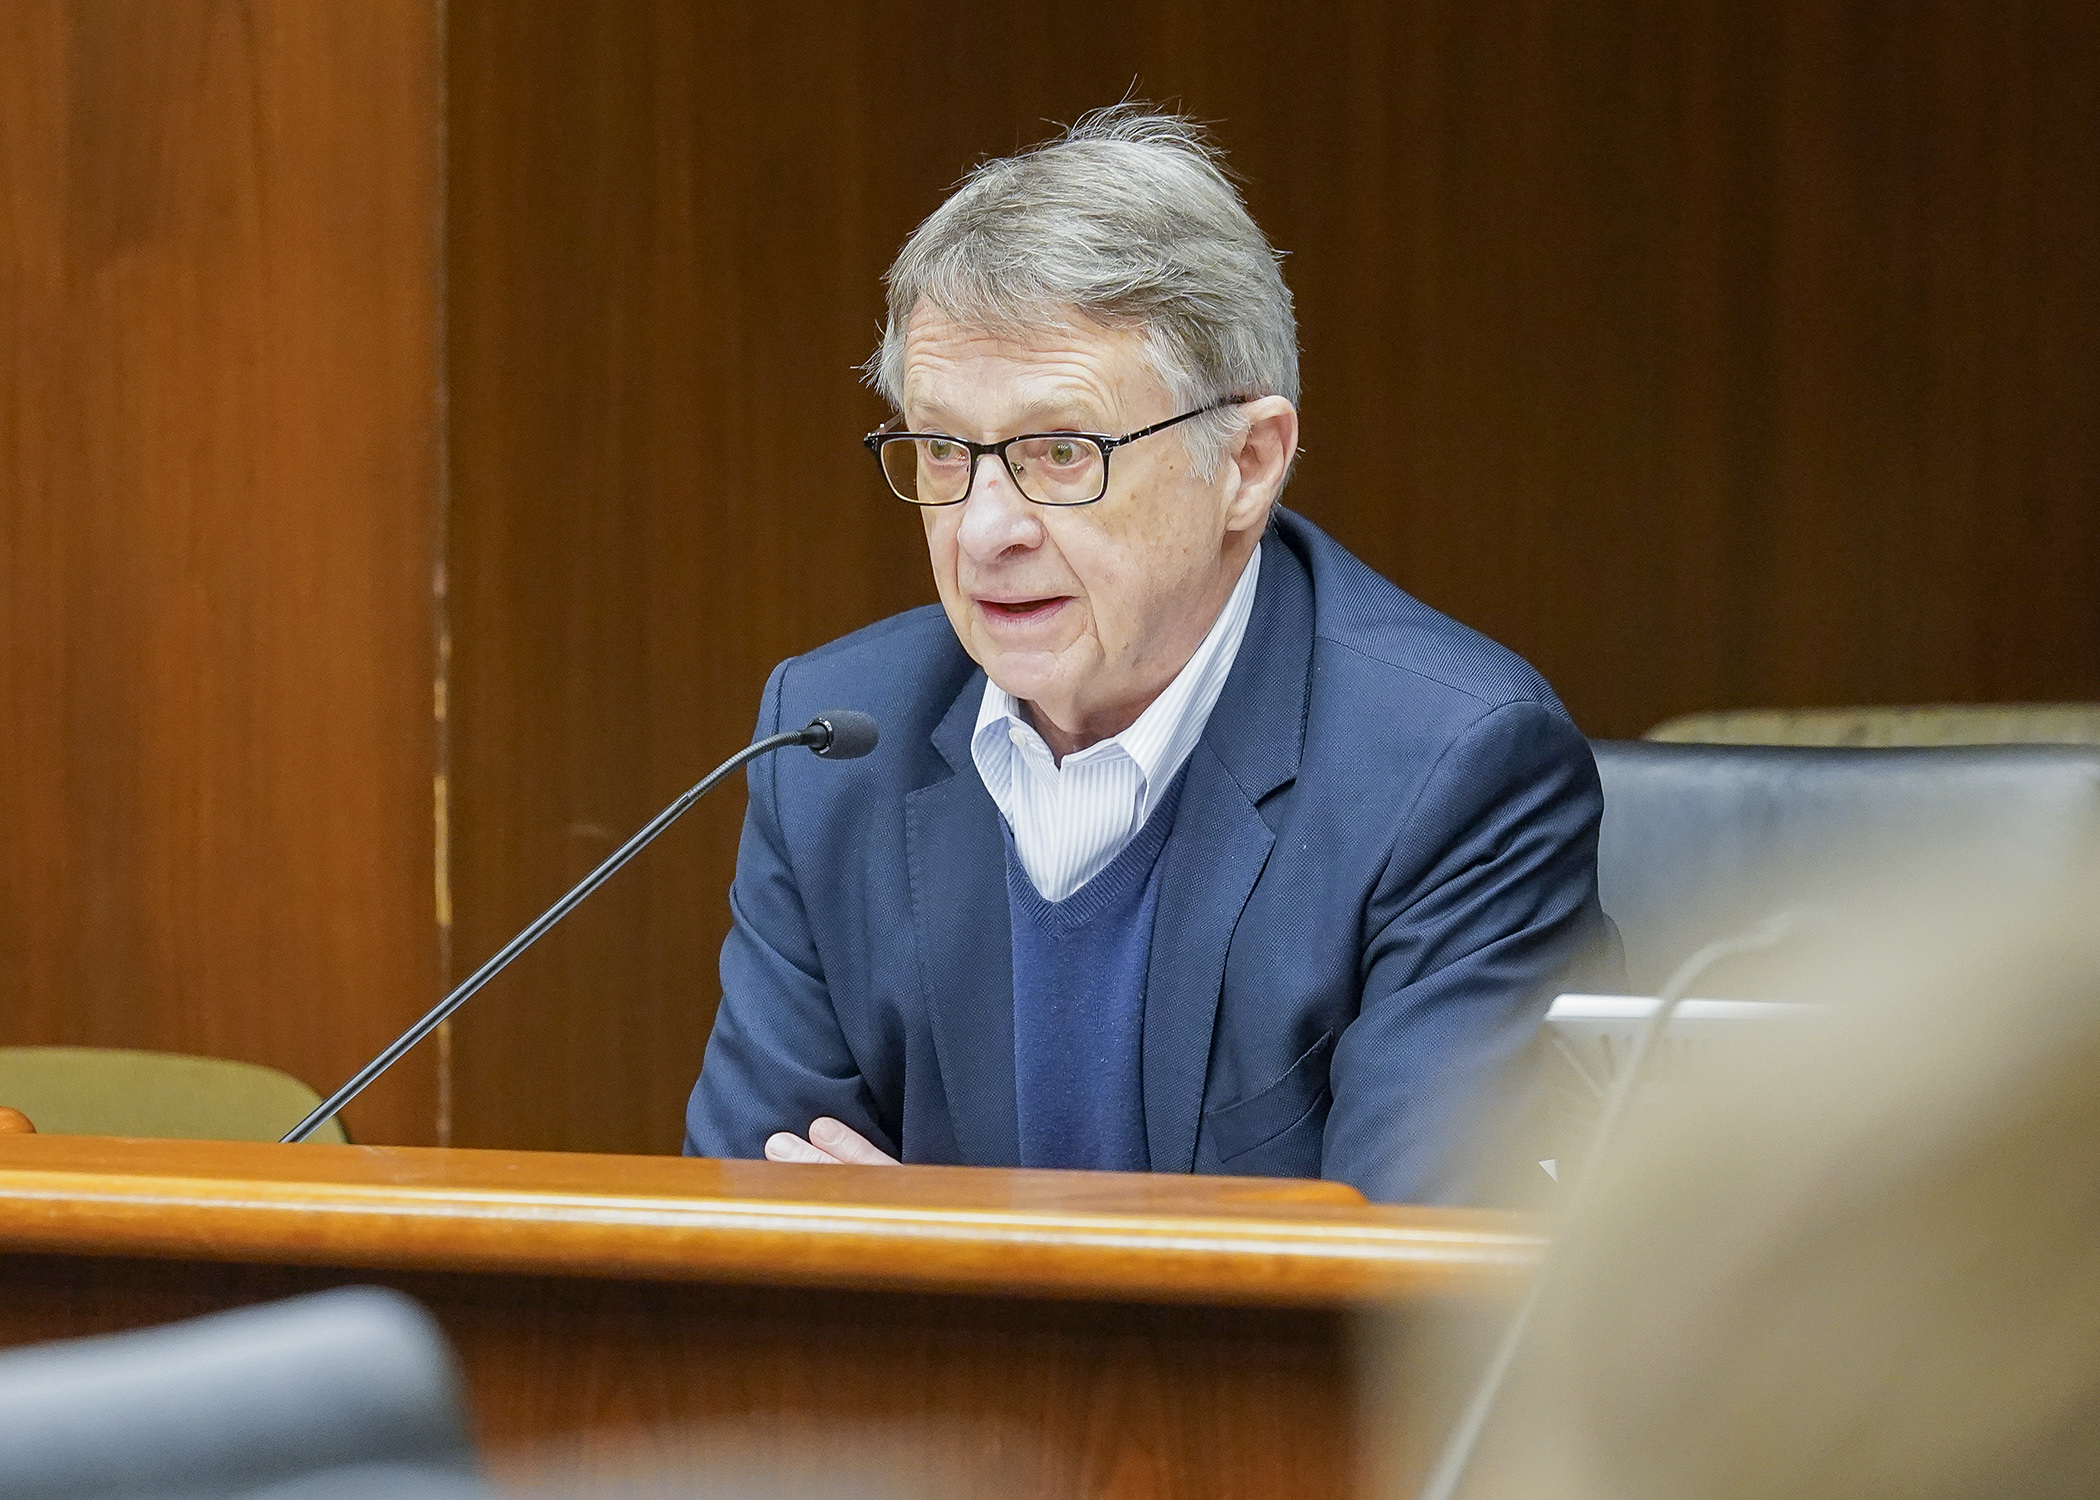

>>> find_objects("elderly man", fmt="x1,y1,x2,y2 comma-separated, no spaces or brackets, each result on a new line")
683,109,1613,1203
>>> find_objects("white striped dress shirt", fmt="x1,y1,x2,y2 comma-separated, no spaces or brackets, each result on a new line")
971,544,1262,902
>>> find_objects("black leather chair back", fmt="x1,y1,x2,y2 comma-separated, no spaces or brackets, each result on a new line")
1591,740,2100,993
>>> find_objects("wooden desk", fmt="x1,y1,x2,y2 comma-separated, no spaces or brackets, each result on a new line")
0,1137,1539,1497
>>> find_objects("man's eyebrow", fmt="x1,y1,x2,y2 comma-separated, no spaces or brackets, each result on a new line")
900,396,1109,433
898,397,959,430
1014,406,1108,431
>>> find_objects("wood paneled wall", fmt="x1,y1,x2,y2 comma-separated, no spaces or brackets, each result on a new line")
7,2,2095,1154
0,1,444,1144
444,0,2099,1154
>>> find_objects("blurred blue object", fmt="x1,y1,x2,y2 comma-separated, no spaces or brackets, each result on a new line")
0,1287,480,1500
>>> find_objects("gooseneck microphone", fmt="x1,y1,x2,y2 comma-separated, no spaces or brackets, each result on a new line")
282,710,879,1144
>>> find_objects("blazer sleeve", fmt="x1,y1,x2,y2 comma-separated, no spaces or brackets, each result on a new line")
1323,699,1617,1203
682,662,896,1159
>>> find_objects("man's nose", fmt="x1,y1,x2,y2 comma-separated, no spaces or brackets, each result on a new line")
954,451,1041,561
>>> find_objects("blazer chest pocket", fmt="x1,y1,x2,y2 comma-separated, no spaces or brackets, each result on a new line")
1204,1030,1335,1164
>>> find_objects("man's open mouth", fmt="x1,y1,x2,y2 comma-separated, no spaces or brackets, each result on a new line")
982,597,1065,619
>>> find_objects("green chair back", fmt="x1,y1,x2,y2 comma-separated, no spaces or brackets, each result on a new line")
0,1047,347,1144
1645,703,2100,748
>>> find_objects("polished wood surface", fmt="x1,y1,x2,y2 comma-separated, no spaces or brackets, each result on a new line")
1291,0,2100,730
0,1255,1373,1499
0,1139,1532,1496
0,1136,1538,1305
444,1,2100,1155
442,0,933,1154
0,1,445,1144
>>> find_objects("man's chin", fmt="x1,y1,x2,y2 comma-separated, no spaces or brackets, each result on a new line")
979,655,1065,708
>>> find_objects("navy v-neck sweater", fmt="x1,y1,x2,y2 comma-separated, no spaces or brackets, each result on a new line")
1004,771,1187,1172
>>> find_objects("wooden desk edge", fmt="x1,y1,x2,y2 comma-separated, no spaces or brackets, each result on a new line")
0,1141,1543,1307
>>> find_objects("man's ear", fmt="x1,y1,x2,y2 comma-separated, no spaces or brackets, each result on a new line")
1221,397,1299,532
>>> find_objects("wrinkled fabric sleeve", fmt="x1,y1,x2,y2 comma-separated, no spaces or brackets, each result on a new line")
1325,700,1617,1203
683,662,895,1159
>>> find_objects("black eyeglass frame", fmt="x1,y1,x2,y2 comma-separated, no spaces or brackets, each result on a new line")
860,401,1237,508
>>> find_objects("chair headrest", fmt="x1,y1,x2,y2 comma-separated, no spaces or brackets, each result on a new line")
1589,740,2100,992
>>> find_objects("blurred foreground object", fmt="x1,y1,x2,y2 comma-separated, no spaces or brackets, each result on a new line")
0,1047,347,1144
0,1287,476,1500
1591,741,2100,992
1646,703,2100,748
1475,865,2100,1500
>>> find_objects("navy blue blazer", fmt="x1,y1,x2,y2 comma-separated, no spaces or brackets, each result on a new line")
684,508,1613,1202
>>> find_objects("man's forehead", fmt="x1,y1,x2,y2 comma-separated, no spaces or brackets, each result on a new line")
898,306,1161,425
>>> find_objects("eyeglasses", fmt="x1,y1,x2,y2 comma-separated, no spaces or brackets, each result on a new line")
861,403,1233,507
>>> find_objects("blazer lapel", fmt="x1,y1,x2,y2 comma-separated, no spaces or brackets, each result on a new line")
1142,747,1274,1172
906,672,1020,1167
1142,528,1316,1172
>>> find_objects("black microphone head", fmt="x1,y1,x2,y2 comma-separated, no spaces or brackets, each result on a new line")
805,710,879,760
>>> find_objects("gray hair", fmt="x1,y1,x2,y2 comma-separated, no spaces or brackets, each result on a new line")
869,106,1298,478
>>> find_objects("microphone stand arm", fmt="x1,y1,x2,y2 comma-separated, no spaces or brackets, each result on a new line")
282,727,813,1144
